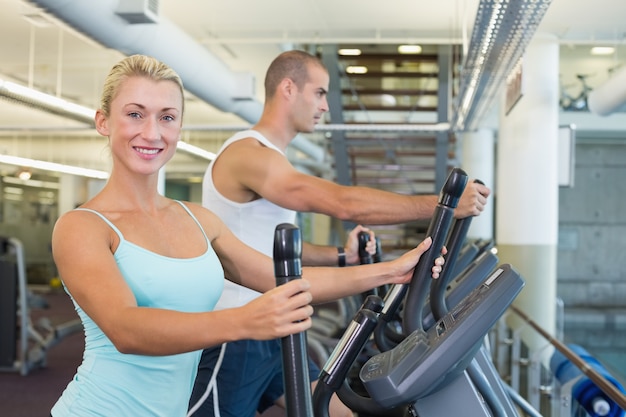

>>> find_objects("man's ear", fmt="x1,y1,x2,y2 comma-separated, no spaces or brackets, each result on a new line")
94,109,109,136
280,78,295,99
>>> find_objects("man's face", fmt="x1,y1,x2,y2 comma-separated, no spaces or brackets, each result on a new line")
293,63,329,133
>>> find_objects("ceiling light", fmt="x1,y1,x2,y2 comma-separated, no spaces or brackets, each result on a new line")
176,141,216,160
338,48,362,56
3,176,60,189
346,66,368,74
0,78,95,124
591,46,615,55
398,44,422,54
187,176,204,184
0,154,109,179
17,169,32,181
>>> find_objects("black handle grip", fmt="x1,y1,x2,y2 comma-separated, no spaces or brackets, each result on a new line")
358,231,373,264
273,223,302,281
273,223,313,417
438,167,468,207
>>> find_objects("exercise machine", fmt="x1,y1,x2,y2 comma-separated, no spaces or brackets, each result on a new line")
0,236,80,375
308,168,526,416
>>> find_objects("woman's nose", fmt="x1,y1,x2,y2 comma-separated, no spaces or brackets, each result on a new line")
142,117,160,140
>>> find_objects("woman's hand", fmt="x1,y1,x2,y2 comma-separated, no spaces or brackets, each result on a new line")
432,245,447,279
237,279,313,340
388,237,447,285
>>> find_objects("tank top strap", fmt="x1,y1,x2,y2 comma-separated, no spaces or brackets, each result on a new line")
73,207,125,242
74,202,208,246
172,200,211,245
222,129,284,156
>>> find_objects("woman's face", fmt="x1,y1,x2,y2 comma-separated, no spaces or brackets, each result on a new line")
96,76,183,175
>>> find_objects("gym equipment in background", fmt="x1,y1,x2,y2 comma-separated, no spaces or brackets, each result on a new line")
0,236,80,375
551,344,625,417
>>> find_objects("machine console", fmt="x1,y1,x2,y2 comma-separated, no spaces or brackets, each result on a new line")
360,264,524,409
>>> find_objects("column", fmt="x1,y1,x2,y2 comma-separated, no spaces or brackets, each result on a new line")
496,33,559,352
58,174,84,215
58,174,107,215
460,128,495,240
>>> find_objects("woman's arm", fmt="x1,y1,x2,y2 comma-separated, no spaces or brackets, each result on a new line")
51,210,313,356
205,207,442,304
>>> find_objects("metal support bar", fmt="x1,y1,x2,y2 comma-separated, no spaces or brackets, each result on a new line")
509,304,626,411
435,45,452,191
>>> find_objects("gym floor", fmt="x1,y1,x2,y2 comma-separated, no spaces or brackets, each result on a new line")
0,289,82,417
0,289,287,417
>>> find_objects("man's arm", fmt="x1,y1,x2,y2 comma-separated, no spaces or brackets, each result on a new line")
301,225,376,266
213,138,490,225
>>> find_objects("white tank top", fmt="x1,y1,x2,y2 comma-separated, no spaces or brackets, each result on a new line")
202,130,297,310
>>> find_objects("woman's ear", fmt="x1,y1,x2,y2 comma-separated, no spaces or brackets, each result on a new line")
94,109,109,136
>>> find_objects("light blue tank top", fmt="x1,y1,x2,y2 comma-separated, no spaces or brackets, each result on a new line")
51,201,224,417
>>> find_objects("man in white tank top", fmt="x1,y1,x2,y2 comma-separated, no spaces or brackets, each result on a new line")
190,50,491,417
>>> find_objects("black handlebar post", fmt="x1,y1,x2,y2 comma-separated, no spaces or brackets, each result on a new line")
273,223,313,417
430,179,483,322
402,168,468,334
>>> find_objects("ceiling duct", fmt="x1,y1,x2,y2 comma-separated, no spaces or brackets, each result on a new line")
587,65,626,116
452,0,553,132
27,0,324,163
30,0,250,117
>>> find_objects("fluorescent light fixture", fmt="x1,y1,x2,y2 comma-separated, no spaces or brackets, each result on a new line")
0,154,109,179
398,44,422,54
338,48,362,56
346,66,368,74
3,176,60,189
591,46,615,55
176,141,216,160
0,78,96,124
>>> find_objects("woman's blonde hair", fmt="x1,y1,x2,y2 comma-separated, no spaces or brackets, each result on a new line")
100,54,184,117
